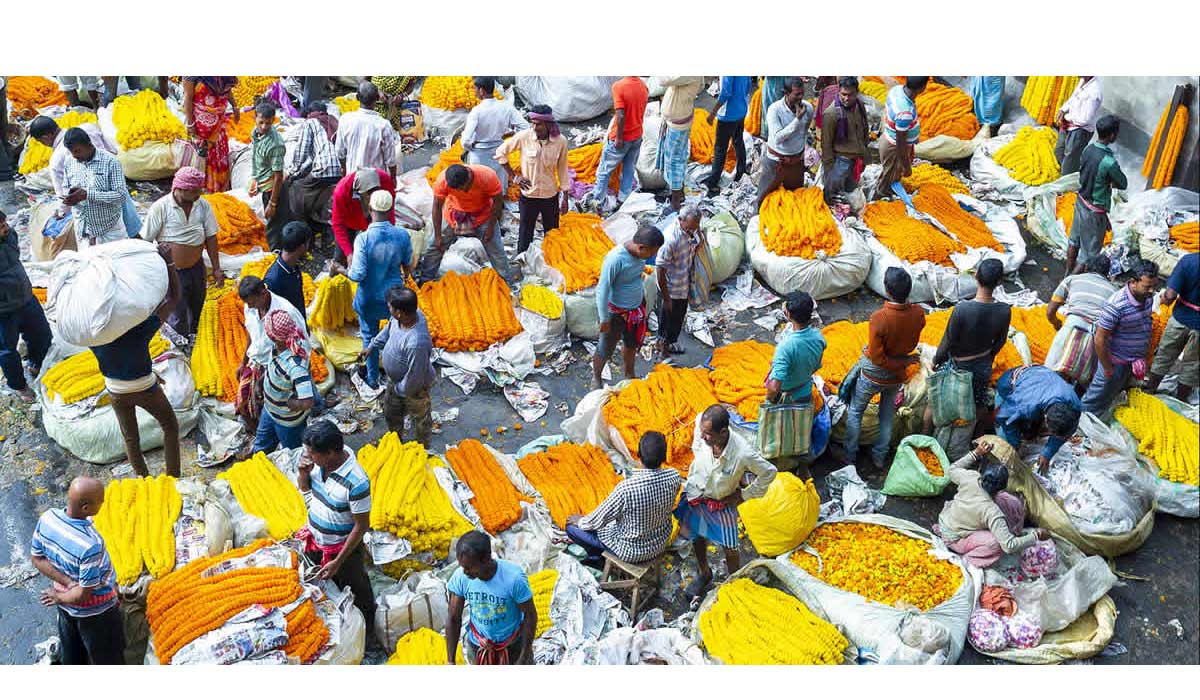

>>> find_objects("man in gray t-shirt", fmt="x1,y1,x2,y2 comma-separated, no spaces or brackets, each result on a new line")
756,77,813,209
362,286,434,445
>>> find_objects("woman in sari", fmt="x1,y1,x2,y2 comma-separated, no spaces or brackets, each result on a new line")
182,77,240,192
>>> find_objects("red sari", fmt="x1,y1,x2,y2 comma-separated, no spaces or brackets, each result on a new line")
193,81,232,192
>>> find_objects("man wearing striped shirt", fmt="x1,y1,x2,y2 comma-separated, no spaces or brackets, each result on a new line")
252,309,315,454
298,421,376,635
30,476,125,664
877,77,929,198
1084,258,1159,415
1045,251,1120,388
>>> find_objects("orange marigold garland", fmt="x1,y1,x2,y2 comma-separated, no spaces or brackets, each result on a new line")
913,446,945,478
913,82,980,141
6,76,69,119
863,200,965,266
921,309,1024,384
745,86,763,136
1142,103,1189,190
690,109,738,172
426,141,465,188
227,115,278,145
204,193,268,255
191,282,249,403
758,187,843,258
417,268,522,352
283,598,330,663
818,320,872,393
1008,305,1059,365
912,184,1003,252
567,143,622,192
444,439,531,534
540,212,614,292
1170,221,1200,253
602,364,721,475
516,443,621,528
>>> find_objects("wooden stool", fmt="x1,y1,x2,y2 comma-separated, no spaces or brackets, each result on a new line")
598,551,660,620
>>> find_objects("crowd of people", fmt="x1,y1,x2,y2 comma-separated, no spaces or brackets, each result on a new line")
1,75,1197,666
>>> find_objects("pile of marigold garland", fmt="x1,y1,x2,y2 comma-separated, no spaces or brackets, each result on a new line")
699,578,848,665
1115,389,1199,486
517,443,621,528
192,282,249,403
903,163,970,196
42,333,168,404
567,143,622,192
1021,76,1080,126
1170,221,1199,252
111,90,188,150
417,269,522,352
818,320,873,393
912,446,945,478
444,438,531,534
6,76,68,119
994,126,1060,185
1143,102,1190,189
529,569,558,637
759,188,842,258
309,275,358,330
93,475,182,585
744,86,763,136
519,284,564,319
420,76,497,112
225,114,277,145
204,193,267,254
387,628,464,664
231,76,278,107
858,77,889,104
217,453,309,540
864,200,965,266
790,522,964,611
18,111,97,174
689,109,738,172
540,212,613,292
708,340,776,420
912,184,1003,252
914,82,979,141
603,365,721,475
1008,305,1058,365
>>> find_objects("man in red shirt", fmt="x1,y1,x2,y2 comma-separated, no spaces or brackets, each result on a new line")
330,168,395,265
587,77,648,211
416,163,512,285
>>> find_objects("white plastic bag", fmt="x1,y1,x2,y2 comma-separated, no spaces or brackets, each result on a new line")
439,236,489,277
514,76,619,123
636,103,666,191
1023,173,1081,257
985,537,1116,634
373,573,450,653
50,238,169,347
745,215,872,300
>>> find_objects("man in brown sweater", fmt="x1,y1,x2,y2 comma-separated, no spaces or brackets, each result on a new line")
838,267,925,469
820,77,869,203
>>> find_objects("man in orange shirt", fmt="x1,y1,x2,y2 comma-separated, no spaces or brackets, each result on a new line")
416,163,511,285
588,77,648,211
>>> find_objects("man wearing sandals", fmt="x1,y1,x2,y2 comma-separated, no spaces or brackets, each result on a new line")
655,206,705,359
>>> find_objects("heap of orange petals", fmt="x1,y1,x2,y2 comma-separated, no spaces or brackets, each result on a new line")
864,200,966,266
417,269,522,352
516,443,621,529
445,439,531,534
540,212,614,292
912,184,1003,252
913,446,945,477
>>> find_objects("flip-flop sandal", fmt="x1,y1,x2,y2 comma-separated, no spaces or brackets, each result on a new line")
667,343,686,355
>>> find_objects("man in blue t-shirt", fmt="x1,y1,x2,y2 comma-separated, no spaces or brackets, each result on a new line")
765,291,826,477
703,76,752,196
445,531,536,665
1147,251,1199,400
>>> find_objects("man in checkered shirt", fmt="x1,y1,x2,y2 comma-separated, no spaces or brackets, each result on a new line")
62,128,131,248
566,431,682,566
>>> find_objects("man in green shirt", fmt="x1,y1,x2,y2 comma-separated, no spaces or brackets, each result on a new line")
249,101,289,249
1066,115,1127,276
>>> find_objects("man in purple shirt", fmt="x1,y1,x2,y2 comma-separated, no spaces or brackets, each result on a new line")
1083,258,1159,415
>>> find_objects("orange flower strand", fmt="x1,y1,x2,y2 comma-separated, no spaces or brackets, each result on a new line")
204,193,267,255
540,212,614,292
758,187,843,259
417,268,522,352
567,143,622,192
602,364,721,475
914,82,980,141
912,184,1002,252
283,599,331,663
517,443,621,528
1008,305,1059,365
1169,221,1199,253
863,200,965,266
445,439,531,534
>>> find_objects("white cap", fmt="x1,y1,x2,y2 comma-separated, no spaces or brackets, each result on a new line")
369,189,394,212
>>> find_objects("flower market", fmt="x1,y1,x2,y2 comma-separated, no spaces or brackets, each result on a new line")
0,70,1197,672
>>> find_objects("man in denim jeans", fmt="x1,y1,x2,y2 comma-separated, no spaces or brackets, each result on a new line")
589,77,648,210
839,267,926,470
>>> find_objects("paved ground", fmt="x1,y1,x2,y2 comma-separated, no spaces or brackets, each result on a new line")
0,81,1196,665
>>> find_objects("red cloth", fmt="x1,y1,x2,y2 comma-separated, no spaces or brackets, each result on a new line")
264,309,308,360
296,526,345,566
470,622,522,665
609,302,648,345
814,84,840,130
980,585,1017,617
687,496,728,512
330,169,396,258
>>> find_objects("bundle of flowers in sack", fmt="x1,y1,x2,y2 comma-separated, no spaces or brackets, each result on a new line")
1008,305,1058,365
93,475,183,584
567,142,621,192
217,453,309,540
708,339,776,420
912,445,945,477
444,438,532,534
230,76,278,107
1055,193,1112,246
758,187,842,258
387,628,464,665
790,522,964,611
417,268,522,352
240,255,316,305
1020,77,1080,126
226,114,278,145
111,90,188,150
540,212,613,292
308,275,358,331
192,282,249,402
902,163,970,196
858,78,889,104
914,82,979,141
911,184,1003,252
358,433,474,561
421,76,497,112
516,442,621,528
1003,611,1043,649
699,578,848,665
921,309,1024,383
42,333,169,405
519,284,564,319
529,569,558,637
1142,102,1189,190
425,141,464,187
18,111,98,174
993,126,1060,186
602,364,721,475
146,539,327,664
333,95,359,114
1115,389,1199,486
6,76,69,119
204,193,267,255
1170,221,1199,253
689,108,737,172
744,85,763,136
863,199,965,266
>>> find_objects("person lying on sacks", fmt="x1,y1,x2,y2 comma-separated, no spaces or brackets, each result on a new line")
934,441,1050,568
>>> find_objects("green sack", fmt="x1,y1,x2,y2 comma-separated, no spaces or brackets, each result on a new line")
882,434,952,497
928,366,975,427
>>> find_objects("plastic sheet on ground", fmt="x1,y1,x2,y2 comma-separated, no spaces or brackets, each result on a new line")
820,465,886,519
373,572,450,653
434,331,537,389
533,556,631,665
720,266,779,312
503,380,550,422
745,215,871,300
1110,187,1199,277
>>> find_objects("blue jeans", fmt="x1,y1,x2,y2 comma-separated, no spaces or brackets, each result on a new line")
1081,362,1132,416
252,410,307,454
565,524,607,560
122,195,142,238
0,296,52,391
591,138,641,201
355,299,388,388
844,372,901,464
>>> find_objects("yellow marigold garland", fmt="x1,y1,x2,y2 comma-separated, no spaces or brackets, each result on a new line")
444,438,531,534
217,453,309,540
1142,103,1189,190
417,268,522,352
540,212,614,292
602,364,721,476
519,284,564,319
111,90,188,150
230,76,278,107
18,111,98,174
912,184,1002,252
858,78,889,104
309,274,358,330
426,141,464,187
758,187,843,258
529,569,558,637
42,334,168,404
902,163,971,196
994,126,1060,186
387,628,464,665
192,283,250,402
420,76,497,112
1170,221,1199,253
790,522,964,611
690,109,737,172
863,200,965,266
333,95,360,114
204,192,267,255
744,86,763,136
1020,77,1080,126
914,82,980,141
517,442,622,529
699,578,848,665
1115,389,1199,486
